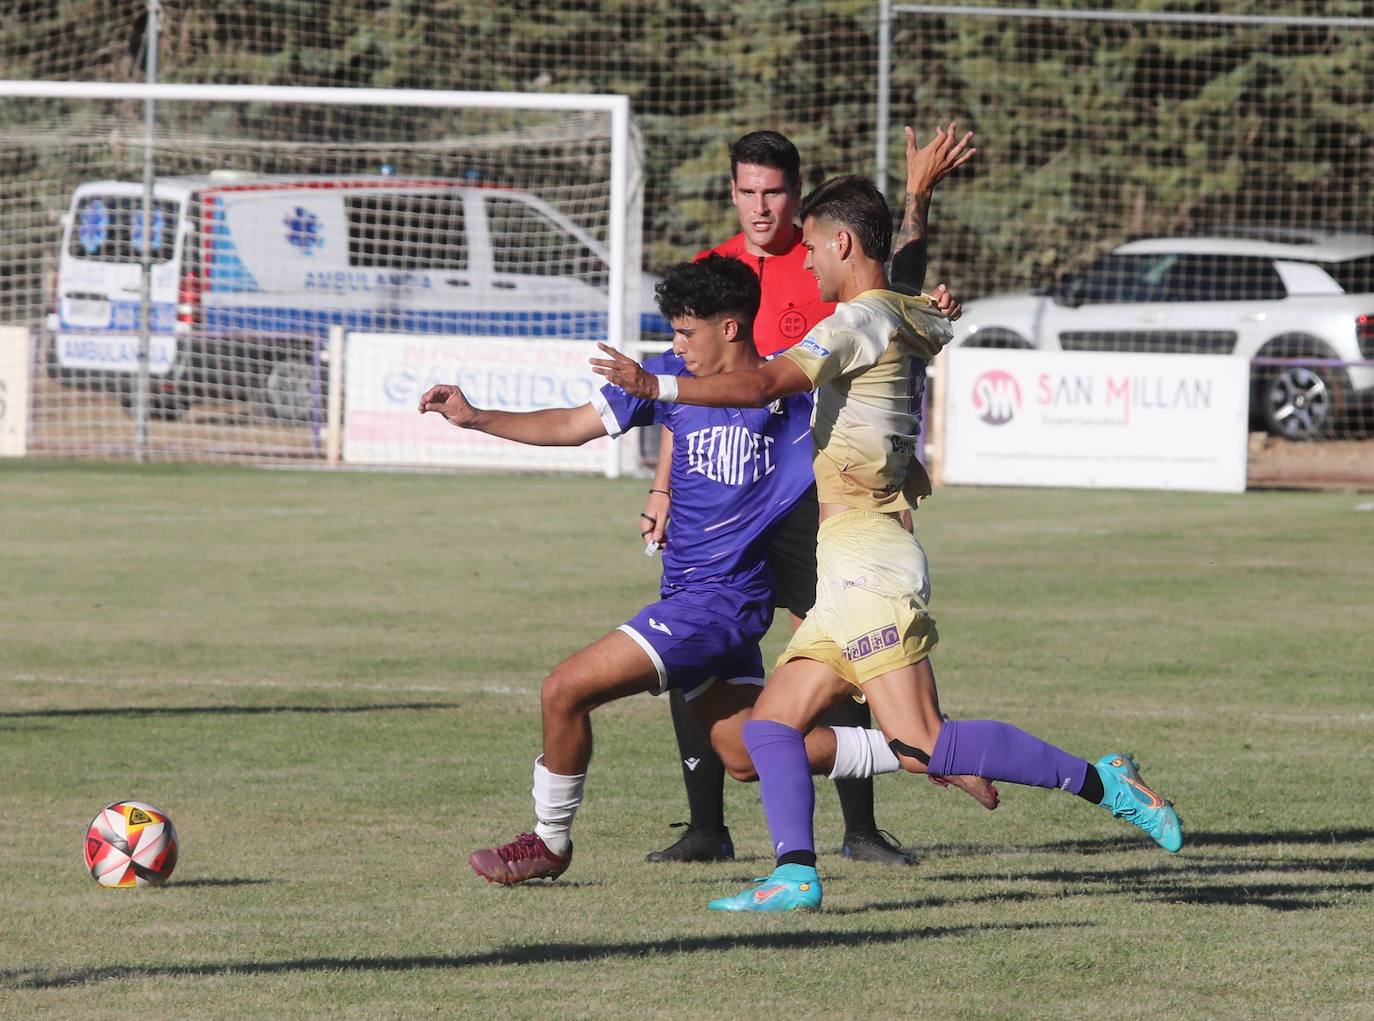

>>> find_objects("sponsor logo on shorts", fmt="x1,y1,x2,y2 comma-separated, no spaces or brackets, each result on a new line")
842,576,869,590
844,624,902,662
648,617,673,636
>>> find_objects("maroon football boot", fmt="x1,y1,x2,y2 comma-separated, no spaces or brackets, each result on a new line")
469,833,572,885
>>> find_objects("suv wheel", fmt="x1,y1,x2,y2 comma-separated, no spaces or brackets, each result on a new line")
1256,364,1338,440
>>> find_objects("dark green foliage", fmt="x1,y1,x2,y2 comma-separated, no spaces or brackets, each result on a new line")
1,1,1371,312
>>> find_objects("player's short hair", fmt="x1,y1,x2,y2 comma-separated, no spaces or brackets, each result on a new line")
799,174,893,264
655,254,761,328
728,130,802,193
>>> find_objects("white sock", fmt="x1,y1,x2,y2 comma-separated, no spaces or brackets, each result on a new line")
828,727,902,780
531,756,585,856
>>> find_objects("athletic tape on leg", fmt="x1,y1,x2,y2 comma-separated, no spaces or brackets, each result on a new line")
888,738,930,765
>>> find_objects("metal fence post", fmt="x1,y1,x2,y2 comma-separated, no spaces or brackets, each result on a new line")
876,0,892,192
134,0,161,462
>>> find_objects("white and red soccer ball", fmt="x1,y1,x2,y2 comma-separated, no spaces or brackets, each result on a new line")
84,801,178,888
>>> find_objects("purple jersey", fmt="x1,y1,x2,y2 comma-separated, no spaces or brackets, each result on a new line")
591,352,816,596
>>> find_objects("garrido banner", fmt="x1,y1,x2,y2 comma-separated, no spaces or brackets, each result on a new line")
342,332,617,473
943,348,1249,493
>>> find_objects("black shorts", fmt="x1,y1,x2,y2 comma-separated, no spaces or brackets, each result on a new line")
768,484,819,618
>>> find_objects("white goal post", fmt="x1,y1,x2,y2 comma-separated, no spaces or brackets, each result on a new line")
0,80,651,471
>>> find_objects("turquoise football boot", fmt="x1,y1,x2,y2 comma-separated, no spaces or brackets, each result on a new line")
1095,753,1183,853
707,863,823,912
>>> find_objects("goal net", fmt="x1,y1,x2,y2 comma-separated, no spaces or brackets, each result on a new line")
888,6,1374,450
0,80,648,471
5,2,1373,482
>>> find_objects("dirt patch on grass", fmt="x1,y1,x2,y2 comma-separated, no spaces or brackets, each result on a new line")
1246,433,1374,491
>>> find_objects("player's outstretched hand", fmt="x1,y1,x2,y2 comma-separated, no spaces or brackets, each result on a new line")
905,121,976,196
418,383,480,428
931,282,962,321
590,343,657,399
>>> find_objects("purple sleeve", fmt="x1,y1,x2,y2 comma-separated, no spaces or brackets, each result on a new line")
591,351,685,438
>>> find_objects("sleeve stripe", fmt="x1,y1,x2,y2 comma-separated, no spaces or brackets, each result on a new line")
590,388,627,438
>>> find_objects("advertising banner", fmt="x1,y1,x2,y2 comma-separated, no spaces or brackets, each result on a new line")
943,348,1249,492
342,332,615,473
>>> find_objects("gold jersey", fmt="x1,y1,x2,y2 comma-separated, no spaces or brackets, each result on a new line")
779,289,952,511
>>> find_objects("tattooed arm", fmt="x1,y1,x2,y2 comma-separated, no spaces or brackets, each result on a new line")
890,122,975,293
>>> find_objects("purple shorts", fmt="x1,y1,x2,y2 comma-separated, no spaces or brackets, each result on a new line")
619,584,773,701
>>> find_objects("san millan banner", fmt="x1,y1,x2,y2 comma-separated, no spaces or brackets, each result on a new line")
943,348,1249,493
342,332,613,472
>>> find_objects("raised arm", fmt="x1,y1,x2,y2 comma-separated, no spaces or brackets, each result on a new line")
590,345,811,408
418,383,607,447
890,121,975,293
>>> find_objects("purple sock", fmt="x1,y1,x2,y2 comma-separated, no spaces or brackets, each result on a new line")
742,719,815,860
929,720,1090,794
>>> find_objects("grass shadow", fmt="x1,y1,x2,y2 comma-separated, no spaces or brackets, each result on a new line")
1010,827,1374,855
0,702,461,720
0,920,1091,990
927,849,1374,912
831,888,1043,916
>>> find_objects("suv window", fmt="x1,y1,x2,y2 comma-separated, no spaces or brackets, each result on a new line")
1064,253,1286,304
345,193,467,270
485,197,608,289
1319,255,1374,295
1064,254,1179,304
1175,255,1287,301
70,196,178,263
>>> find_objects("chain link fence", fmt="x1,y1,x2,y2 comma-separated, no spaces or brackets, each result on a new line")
2,1,1371,485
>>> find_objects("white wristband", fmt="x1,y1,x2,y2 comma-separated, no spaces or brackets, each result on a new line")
655,374,680,402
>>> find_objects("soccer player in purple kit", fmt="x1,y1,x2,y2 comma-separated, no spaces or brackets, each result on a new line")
593,177,1184,912
420,255,926,885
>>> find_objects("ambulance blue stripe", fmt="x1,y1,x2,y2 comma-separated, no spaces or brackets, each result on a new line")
62,302,669,341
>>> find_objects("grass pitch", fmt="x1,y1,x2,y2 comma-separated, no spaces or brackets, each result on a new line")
1,461,1371,1019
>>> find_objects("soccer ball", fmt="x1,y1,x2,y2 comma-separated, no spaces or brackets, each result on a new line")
84,801,179,888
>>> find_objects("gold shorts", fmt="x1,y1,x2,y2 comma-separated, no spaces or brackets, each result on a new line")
777,509,938,690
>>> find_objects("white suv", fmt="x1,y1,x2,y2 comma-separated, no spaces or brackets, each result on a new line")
953,230,1374,439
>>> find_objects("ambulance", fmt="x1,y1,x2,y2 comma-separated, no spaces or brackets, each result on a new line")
50,174,665,420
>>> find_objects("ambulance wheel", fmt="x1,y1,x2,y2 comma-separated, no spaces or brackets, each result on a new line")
119,390,190,421
261,357,316,423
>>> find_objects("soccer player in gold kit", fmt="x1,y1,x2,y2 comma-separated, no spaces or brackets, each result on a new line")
593,175,1183,912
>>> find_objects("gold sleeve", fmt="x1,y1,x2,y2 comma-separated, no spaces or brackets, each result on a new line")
779,314,886,389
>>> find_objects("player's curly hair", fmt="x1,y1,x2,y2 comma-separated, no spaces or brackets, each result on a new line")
799,174,893,264
654,254,761,328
